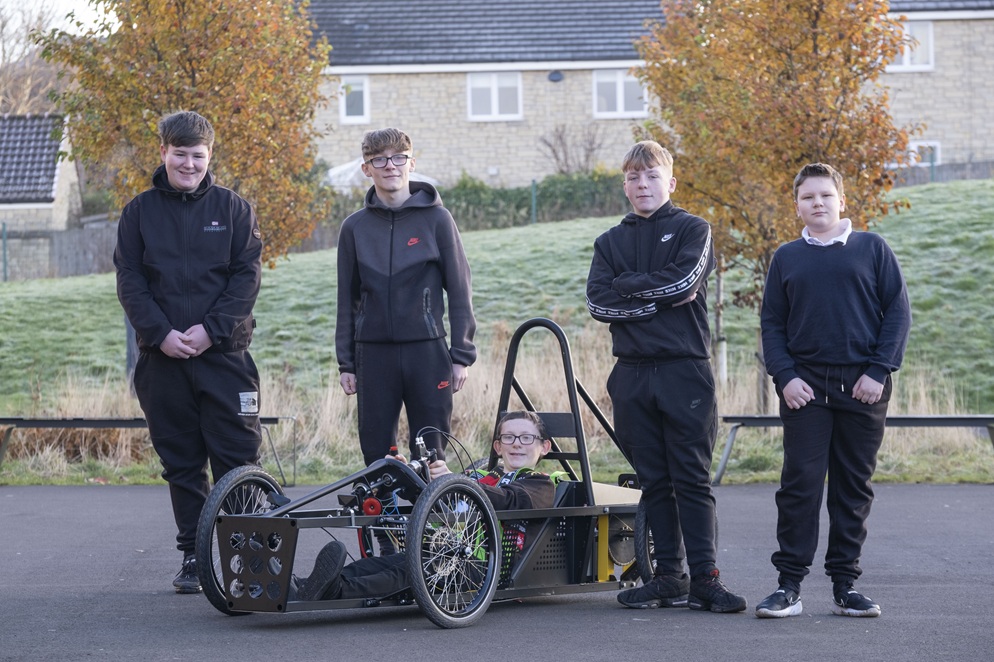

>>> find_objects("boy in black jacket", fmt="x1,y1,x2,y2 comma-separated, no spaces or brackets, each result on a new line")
586,141,746,613
336,128,476,471
756,163,911,619
114,111,263,594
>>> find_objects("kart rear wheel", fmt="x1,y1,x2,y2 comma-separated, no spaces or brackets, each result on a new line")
195,465,285,615
634,497,656,584
406,474,500,629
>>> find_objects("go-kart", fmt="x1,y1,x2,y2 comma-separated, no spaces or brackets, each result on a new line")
195,318,654,628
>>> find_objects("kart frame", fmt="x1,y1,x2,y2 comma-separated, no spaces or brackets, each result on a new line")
196,318,653,628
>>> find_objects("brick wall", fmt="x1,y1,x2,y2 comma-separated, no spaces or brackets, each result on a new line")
315,69,644,188
882,17,994,165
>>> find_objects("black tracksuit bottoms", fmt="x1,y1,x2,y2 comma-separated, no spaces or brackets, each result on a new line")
134,350,262,553
772,363,890,587
355,339,453,465
608,357,718,579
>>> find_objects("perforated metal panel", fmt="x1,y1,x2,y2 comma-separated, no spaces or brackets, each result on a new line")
215,515,300,613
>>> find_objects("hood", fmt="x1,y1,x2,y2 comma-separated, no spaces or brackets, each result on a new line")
151,164,215,200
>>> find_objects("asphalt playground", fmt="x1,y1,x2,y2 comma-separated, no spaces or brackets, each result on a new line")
2,481,992,661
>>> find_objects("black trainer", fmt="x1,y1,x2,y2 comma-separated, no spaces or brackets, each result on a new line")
173,553,201,594
832,583,881,617
617,573,690,609
688,568,747,613
295,541,348,602
756,587,803,618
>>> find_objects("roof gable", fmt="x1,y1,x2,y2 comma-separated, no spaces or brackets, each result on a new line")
0,114,63,204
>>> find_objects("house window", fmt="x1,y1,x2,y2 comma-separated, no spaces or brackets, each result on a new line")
593,70,648,118
908,141,940,167
339,76,370,124
888,21,934,72
467,72,522,121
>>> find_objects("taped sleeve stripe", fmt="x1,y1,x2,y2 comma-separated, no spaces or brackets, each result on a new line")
631,228,712,299
585,298,657,320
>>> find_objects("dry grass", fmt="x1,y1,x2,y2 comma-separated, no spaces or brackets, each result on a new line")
2,320,990,485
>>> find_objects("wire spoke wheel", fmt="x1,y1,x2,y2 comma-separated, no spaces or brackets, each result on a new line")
407,474,500,628
195,466,284,615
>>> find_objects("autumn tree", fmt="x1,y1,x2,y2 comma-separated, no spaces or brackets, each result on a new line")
0,3,62,113
35,0,333,260
637,0,921,309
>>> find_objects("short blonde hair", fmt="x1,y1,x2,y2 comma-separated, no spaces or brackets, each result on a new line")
622,140,673,174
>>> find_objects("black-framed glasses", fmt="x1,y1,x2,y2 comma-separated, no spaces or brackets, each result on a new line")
496,433,542,445
364,154,411,168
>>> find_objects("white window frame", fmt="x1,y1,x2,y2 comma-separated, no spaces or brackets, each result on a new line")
887,21,934,72
592,70,649,119
466,72,523,122
907,141,941,167
339,75,370,125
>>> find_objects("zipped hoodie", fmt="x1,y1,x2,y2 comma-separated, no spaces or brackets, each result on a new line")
114,165,262,353
586,201,715,360
336,181,477,374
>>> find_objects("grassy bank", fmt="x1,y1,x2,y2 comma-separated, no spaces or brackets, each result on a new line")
1,179,992,485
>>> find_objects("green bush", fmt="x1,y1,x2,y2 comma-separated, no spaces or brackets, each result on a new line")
439,168,629,231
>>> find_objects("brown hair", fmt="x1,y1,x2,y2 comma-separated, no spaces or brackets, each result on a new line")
495,411,549,441
361,128,412,159
158,111,214,148
793,163,844,199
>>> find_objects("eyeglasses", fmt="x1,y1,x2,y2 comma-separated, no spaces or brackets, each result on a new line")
364,154,411,168
496,433,542,445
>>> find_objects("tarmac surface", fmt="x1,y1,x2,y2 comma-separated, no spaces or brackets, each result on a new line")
2,481,992,661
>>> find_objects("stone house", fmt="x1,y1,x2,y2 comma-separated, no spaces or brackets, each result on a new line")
308,0,994,188
0,114,87,280
882,1,994,173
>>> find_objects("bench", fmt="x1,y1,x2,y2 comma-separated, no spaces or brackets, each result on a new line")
714,414,994,485
0,416,298,486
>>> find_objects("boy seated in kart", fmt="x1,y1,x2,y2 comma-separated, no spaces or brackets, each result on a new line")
293,411,556,601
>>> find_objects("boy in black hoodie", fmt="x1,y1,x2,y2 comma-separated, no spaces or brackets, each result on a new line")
586,141,745,613
336,129,477,542
114,111,263,594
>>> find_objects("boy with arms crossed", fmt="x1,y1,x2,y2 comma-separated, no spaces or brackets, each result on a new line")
586,141,746,613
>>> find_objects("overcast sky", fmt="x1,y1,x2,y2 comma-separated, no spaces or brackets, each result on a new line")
0,0,106,33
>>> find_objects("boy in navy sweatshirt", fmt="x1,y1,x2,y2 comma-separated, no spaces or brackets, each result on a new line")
756,163,911,619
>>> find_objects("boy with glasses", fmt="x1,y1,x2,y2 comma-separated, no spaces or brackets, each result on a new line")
293,411,555,601
336,128,477,511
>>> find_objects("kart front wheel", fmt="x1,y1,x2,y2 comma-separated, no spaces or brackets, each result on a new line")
406,474,500,629
195,465,285,615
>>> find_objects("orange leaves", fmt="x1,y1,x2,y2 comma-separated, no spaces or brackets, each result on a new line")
638,0,921,307
38,0,332,261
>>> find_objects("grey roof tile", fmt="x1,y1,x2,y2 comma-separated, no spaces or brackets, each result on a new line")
892,1,994,10
0,114,62,204
308,1,994,67
309,0,664,66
